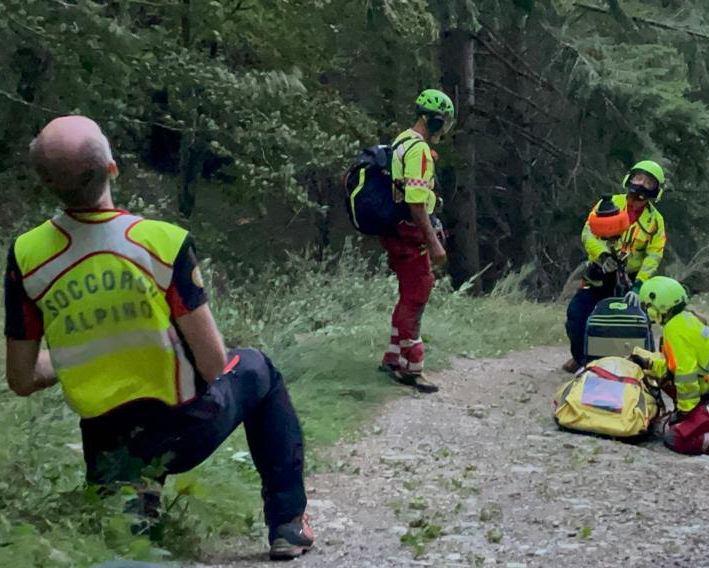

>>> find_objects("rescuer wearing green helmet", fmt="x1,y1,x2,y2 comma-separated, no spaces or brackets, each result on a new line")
563,160,668,373
380,89,456,393
630,276,709,454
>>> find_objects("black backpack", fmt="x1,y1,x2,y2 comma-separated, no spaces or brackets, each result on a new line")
343,137,423,235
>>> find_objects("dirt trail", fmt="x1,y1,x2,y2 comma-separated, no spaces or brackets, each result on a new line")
204,346,709,568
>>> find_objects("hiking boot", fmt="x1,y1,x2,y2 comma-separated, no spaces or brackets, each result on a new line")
390,369,438,393
562,358,580,374
125,489,162,536
269,514,315,560
412,374,439,393
379,362,400,375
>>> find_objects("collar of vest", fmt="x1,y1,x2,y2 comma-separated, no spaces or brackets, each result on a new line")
65,208,129,224
21,211,177,301
403,128,424,141
614,194,658,235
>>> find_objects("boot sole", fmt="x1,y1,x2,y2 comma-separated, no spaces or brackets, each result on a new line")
380,365,438,392
379,365,418,387
269,539,313,560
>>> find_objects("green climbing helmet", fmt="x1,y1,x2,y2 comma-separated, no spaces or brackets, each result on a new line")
415,89,456,136
624,160,666,201
639,276,688,324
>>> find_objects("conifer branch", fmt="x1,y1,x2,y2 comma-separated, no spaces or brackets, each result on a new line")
476,77,559,119
0,89,185,132
475,35,561,97
573,1,709,40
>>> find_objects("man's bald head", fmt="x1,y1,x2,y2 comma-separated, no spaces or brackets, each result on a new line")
29,116,117,208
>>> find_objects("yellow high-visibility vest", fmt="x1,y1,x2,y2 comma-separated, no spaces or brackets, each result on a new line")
660,312,709,412
14,210,197,418
582,194,666,282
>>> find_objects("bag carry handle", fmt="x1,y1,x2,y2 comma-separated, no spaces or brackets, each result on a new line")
587,365,640,385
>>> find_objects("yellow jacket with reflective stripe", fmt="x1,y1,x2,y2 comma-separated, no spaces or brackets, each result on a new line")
650,311,709,412
14,210,197,418
391,129,437,214
582,194,666,283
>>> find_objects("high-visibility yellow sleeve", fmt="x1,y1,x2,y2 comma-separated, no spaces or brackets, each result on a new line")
664,327,701,412
637,214,666,282
401,142,436,213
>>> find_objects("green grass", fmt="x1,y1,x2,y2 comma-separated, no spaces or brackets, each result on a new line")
0,241,565,566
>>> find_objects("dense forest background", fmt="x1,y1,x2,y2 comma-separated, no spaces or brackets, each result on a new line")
4,1,709,564
2,0,709,294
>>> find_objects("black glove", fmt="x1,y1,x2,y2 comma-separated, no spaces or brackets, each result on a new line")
629,354,651,370
669,410,688,425
430,215,446,247
598,252,618,274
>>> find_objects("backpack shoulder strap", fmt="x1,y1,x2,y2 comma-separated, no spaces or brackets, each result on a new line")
393,137,425,166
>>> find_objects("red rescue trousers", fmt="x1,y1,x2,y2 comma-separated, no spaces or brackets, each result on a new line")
665,401,709,455
380,221,435,375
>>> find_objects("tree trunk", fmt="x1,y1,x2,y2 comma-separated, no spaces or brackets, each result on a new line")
440,28,480,290
510,17,537,269
181,0,191,48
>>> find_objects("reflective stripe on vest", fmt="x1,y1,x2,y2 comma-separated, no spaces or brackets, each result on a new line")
23,213,173,300
17,212,196,418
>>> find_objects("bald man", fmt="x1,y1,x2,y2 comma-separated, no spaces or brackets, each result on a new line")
4,116,314,560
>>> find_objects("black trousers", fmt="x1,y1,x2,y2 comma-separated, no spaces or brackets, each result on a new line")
566,273,616,365
80,348,306,528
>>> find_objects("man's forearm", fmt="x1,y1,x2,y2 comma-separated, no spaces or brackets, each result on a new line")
409,204,439,249
35,350,58,389
175,304,227,383
6,341,57,396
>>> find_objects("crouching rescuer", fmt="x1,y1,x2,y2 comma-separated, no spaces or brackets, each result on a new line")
4,116,314,560
380,89,455,393
632,277,709,455
563,161,667,373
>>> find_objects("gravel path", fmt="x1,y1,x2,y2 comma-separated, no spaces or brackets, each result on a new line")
202,346,709,567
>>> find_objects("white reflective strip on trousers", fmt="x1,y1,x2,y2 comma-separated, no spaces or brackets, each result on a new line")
399,357,424,372
23,213,174,300
400,338,423,348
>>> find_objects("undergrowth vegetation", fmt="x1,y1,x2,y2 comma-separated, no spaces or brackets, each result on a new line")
0,242,564,567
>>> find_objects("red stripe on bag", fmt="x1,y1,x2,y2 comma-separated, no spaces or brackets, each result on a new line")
224,355,241,373
587,366,640,385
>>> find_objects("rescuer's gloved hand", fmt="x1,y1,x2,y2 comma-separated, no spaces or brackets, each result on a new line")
599,252,618,274
624,280,642,308
669,410,688,425
629,353,651,370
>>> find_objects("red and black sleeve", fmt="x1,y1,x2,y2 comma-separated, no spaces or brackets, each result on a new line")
4,243,44,340
165,235,209,319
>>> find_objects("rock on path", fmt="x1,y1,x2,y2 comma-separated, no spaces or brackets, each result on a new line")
201,346,709,567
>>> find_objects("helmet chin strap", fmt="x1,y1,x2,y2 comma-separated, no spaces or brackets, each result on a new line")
653,303,686,325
